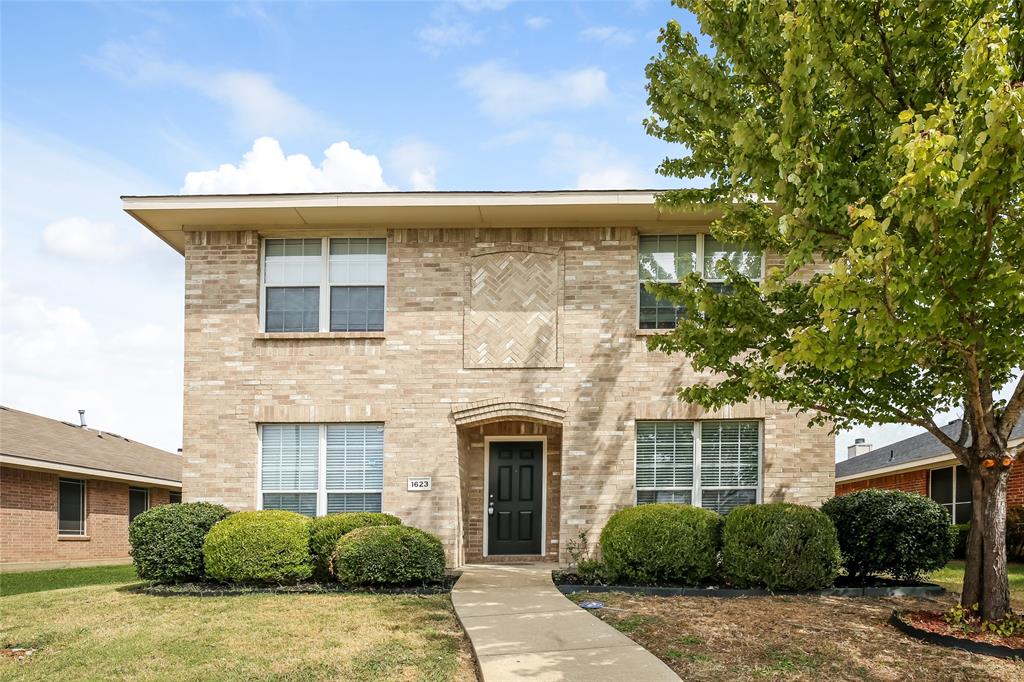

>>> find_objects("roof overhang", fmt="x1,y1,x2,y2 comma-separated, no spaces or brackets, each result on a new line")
0,454,182,488
835,434,1024,483
122,190,729,255
835,452,958,484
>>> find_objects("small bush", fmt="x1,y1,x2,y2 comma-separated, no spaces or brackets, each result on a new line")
599,504,721,585
1007,507,1024,561
330,526,445,586
129,502,232,583
721,503,840,591
308,512,401,580
203,510,312,584
951,523,970,560
821,489,953,581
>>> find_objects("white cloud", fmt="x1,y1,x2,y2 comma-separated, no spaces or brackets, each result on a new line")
456,0,510,10
459,62,610,121
576,166,651,190
418,21,484,53
524,16,551,30
90,42,318,138
580,26,637,47
0,288,101,382
537,131,663,190
388,140,443,191
0,286,182,449
182,137,394,194
43,217,133,262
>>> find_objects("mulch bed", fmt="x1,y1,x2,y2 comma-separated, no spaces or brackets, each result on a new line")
134,575,459,597
570,591,1023,681
892,609,1024,658
553,570,944,598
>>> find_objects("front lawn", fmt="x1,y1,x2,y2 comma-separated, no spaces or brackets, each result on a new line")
1,582,477,681
926,561,1024,609
1,564,138,597
571,592,1022,681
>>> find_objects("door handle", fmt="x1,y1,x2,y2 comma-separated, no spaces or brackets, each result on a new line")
488,504,494,515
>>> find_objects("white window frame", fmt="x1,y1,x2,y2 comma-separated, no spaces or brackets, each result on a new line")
929,465,971,524
256,423,385,516
637,234,765,330
58,477,87,537
259,237,388,333
635,420,763,511
128,486,150,521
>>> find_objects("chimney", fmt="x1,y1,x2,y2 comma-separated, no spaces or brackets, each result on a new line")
845,437,871,460
78,409,87,428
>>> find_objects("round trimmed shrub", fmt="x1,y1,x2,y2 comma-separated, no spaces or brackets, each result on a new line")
821,489,953,581
330,526,445,586
308,512,402,580
203,510,312,584
129,502,232,583
951,523,970,560
599,504,721,585
721,503,840,591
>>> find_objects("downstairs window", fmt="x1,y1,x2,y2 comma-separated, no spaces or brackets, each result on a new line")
636,420,761,514
260,423,384,516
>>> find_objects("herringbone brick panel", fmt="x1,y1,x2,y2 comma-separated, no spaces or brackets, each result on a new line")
465,250,559,368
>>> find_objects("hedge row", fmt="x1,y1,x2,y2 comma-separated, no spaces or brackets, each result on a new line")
129,504,443,586
599,502,840,590
596,490,955,589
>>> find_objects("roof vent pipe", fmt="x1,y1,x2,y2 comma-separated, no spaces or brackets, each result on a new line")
78,409,86,428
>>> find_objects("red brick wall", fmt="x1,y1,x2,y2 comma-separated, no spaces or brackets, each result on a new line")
0,465,177,567
835,469,929,497
835,464,1024,507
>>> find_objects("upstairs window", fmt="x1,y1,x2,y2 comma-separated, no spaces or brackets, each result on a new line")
638,234,762,329
636,420,761,514
262,237,386,333
638,235,695,330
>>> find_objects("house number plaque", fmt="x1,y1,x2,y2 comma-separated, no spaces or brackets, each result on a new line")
407,477,432,491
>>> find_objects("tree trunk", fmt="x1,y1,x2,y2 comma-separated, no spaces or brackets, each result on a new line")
979,465,1011,621
960,450,1012,621
961,470,985,609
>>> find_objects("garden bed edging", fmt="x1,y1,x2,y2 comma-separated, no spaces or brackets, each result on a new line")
889,610,1024,659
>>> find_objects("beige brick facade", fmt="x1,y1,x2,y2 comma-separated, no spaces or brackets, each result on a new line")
181,225,835,566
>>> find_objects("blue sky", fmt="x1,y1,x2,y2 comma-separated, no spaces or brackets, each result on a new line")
1,0,939,457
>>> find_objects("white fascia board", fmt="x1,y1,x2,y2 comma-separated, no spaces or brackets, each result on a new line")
0,454,182,488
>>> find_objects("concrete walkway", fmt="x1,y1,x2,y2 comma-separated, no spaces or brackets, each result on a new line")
452,564,680,682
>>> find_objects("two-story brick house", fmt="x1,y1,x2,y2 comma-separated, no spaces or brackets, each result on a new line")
126,190,834,565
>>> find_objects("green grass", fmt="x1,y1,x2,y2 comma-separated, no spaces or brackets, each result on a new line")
0,582,476,681
926,560,1024,607
1,564,139,597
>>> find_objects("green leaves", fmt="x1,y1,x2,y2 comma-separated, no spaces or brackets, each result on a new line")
646,0,1024,435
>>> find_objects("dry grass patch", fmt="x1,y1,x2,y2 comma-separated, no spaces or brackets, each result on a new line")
571,592,1022,681
1,582,477,681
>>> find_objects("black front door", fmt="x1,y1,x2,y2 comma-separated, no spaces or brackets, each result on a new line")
488,441,543,555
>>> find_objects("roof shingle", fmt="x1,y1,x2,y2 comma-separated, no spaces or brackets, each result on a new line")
837,415,1024,479
0,406,181,485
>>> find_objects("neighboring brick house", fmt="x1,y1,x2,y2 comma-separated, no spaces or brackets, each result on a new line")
125,190,835,566
0,406,181,571
836,417,1024,524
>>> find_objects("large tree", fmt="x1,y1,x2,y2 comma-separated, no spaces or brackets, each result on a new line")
645,0,1024,620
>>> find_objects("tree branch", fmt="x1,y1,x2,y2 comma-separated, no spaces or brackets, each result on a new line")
998,372,1024,443
873,0,908,109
